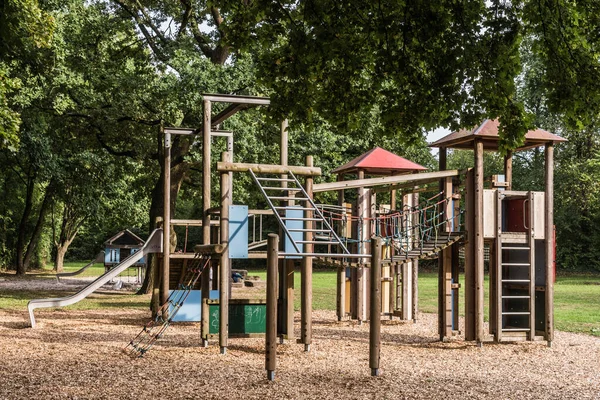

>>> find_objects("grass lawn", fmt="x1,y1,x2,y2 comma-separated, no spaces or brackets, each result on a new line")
2,263,599,337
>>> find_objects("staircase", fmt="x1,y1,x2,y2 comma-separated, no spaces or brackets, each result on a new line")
249,169,350,257
495,191,536,342
123,253,211,357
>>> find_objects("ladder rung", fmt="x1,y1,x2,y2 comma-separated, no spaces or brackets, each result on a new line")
501,263,530,266
269,196,309,201
256,177,295,182
502,296,531,299
288,228,329,232
502,312,530,315
274,206,315,210
297,240,341,244
280,217,322,221
501,328,531,332
262,186,301,191
501,279,530,283
502,247,530,250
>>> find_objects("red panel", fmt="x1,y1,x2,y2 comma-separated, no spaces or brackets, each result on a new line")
505,199,528,232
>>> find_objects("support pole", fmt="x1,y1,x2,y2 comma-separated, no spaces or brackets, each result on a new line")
437,147,446,338
411,192,419,323
203,99,212,245
219,151,232,354
278,119,294,341
336,174,346,321
162,130,171,307
266,234,279,381
474,139,485,346
504,151,513,190
545,143,554,346
369,236,382,377
465,168,476,340
301,156,314,351
357,170,367,322
201,99,212,345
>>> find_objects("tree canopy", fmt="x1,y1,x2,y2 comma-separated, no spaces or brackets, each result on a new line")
1,0,600,274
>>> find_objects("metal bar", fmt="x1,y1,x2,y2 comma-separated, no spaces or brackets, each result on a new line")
248,169,301,254
289,171,350,255
266,234,278,381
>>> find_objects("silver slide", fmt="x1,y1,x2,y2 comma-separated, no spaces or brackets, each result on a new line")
56,251,105,282
28,228,163,328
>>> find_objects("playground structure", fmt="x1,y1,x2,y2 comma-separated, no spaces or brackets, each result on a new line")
27,94,566,379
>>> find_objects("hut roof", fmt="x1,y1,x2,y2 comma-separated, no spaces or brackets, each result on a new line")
332,147,427,176
104,229,145,247
429,119,567,151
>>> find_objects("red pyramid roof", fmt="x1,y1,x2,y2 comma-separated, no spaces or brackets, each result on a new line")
332,147,427,176
429,119,567,151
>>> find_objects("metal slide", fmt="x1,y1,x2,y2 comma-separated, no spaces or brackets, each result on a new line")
56,251,105,281
27,228,163,328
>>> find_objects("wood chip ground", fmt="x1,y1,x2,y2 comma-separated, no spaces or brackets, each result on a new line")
1,277,599,399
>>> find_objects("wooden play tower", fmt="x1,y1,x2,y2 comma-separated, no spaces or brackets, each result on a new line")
430,119,566,345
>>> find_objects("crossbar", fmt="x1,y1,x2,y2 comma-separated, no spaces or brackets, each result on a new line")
313,170,460,192
217,162,321,176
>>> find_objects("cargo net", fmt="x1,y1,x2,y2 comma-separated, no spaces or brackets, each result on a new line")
123,253,211,358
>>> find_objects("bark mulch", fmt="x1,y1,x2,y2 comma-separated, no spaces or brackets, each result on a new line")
1,305,599,399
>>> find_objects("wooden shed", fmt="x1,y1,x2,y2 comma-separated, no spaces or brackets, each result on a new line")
104,229,146,282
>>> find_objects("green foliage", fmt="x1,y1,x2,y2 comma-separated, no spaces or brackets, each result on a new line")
221,0,535,151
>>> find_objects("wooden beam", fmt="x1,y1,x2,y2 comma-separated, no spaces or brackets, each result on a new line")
301,155,314,351
219,151,232,354
545,143,554,345
203,93,271,105
161,129,171,307
211,104,248,126
266,234,278,381
504,151,513,190
369,237,382,377
313,170,459,193
474,139,485,345
217,162,321,176
202,100,212,245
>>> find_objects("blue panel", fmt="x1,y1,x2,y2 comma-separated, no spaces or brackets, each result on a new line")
131,248,145,264
170,290,219,322
285,207,304,259
229,205,248,259
105,248,119,263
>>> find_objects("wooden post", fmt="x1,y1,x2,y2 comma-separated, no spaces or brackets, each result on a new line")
278,119,294,341
504,151,513,190
301,156,314,351
219,151,232,354
201,99,212,345
357,170,367,322
411,192,419,323
162,130,171,307
474,139,485,345
545,143,554,346
437,147,446,338
203,99,212,245
336,174,346,321
266,234,279,381
369,236,382,377
464,168,476,340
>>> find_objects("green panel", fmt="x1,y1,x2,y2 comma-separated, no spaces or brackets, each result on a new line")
209,303,267,334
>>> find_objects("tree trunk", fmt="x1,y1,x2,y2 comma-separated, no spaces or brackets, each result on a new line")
16,174,35,275
23,183,54,270
54,245,68,273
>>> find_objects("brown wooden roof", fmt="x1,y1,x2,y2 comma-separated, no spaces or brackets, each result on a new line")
429,119,567,151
